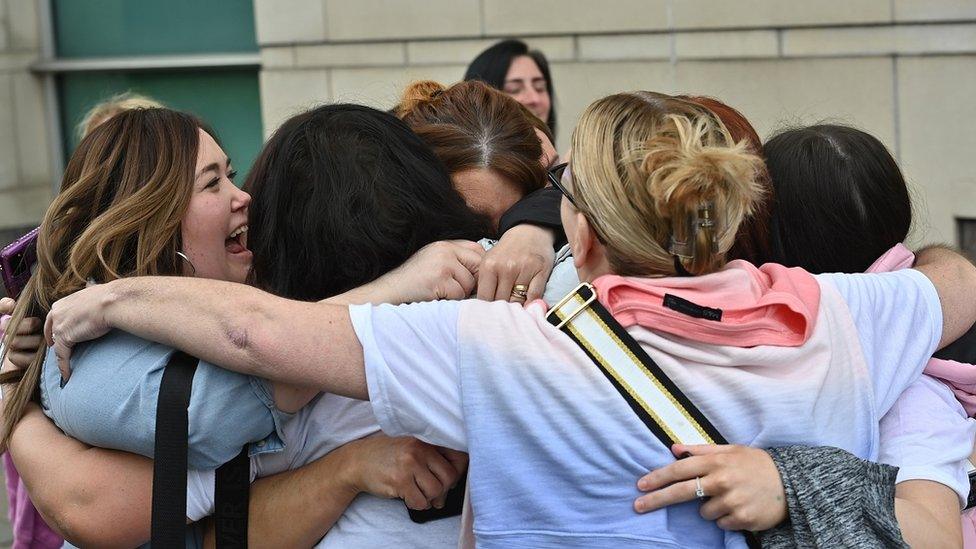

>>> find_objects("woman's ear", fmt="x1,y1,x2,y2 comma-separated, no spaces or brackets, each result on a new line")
571,211,595,270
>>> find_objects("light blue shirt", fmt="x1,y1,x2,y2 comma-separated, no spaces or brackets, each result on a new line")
40,329,289,470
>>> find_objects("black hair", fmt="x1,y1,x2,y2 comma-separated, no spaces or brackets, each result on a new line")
765,124,912,274
244,104,489,301
464,39,557,137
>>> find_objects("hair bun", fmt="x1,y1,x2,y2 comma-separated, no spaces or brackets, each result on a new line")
641,115,764,274
396,80,448,117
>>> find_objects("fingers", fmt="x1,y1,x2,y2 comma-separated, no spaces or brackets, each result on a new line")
449,262,477,298
447,241,485,276
43,314,54,347
476,267,497,302
422,452,458,509
424,451,459,490
672,443,733,458
525,269,548,304
637,455,713,492
7,351,36,369
11,317,41,336
9,334,42,352
699,496,732,521
634,478,699,513
716,514,748,532
412,467,445,508
54,337,74,382
492,263,518,302
446,239,488,256
402,481,429,511
0,297,14,315
438,448,469,474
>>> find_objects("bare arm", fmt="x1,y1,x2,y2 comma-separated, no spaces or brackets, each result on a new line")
895,480,962,549
46,240,486,400
203,435,465,548
913,245,976,349
8,402,154,549
10,400,453,548
46,276,369,400
204,445,359,548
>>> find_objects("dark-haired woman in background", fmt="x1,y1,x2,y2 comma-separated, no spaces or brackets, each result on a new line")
465,39,556,138
464,42,565,294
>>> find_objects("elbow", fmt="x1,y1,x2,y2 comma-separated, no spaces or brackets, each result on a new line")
219,294,271,374
44,499,134,549
54,506,149,549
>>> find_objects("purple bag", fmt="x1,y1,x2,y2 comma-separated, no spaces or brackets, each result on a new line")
0,227,39,298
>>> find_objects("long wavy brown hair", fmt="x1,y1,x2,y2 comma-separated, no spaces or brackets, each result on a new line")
0,108,207,450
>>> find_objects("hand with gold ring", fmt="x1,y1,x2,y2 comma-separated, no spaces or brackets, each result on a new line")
634,443,787,532
510,284,528,303
477,224,555,304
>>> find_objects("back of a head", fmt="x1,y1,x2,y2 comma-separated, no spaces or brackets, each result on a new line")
677,95,774,265
570,91,764,277
395,80,549,198
77,92,166,139
1,106,203,450
245,104,488,301
463,39,556,135
765,124,911,274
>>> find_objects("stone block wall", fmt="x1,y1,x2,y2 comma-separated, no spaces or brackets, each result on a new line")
254,0,976,246
0,0,50,233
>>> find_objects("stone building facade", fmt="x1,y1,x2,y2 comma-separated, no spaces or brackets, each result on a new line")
2,0,976,251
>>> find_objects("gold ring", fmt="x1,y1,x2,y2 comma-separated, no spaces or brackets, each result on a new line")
510,285,528,301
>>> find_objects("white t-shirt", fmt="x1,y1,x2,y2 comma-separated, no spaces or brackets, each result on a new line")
354,269,948,548
185,246,581,546
187,394,461,548
879,373,976,507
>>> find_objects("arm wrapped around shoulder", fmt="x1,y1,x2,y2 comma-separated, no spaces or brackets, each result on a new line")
758,446,907,549
39,330,288,469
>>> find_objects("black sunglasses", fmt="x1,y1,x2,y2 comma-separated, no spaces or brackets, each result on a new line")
547,162,577,207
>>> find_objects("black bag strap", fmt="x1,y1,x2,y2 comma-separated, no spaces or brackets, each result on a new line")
151,351,198,548
214,446,250,547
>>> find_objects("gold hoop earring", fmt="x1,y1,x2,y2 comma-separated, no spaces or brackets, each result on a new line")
176,251,196,276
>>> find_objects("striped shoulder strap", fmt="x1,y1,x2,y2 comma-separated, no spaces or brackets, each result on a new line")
545,282,727,448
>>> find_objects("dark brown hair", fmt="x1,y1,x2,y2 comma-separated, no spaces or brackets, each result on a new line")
394,80,550,198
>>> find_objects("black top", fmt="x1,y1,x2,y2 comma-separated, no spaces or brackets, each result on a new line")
499,187,567,249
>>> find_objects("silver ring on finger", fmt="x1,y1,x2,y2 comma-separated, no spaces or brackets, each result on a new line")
695,476,706,500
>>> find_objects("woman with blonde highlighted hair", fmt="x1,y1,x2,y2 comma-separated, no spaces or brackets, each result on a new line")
45,92,976,547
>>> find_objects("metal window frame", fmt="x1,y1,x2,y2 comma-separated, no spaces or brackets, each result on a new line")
32,0,261,194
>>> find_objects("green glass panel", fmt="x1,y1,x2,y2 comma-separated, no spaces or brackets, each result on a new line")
53,0,257,58
59,70,263,185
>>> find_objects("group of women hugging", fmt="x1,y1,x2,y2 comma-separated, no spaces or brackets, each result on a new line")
1,39,976,549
